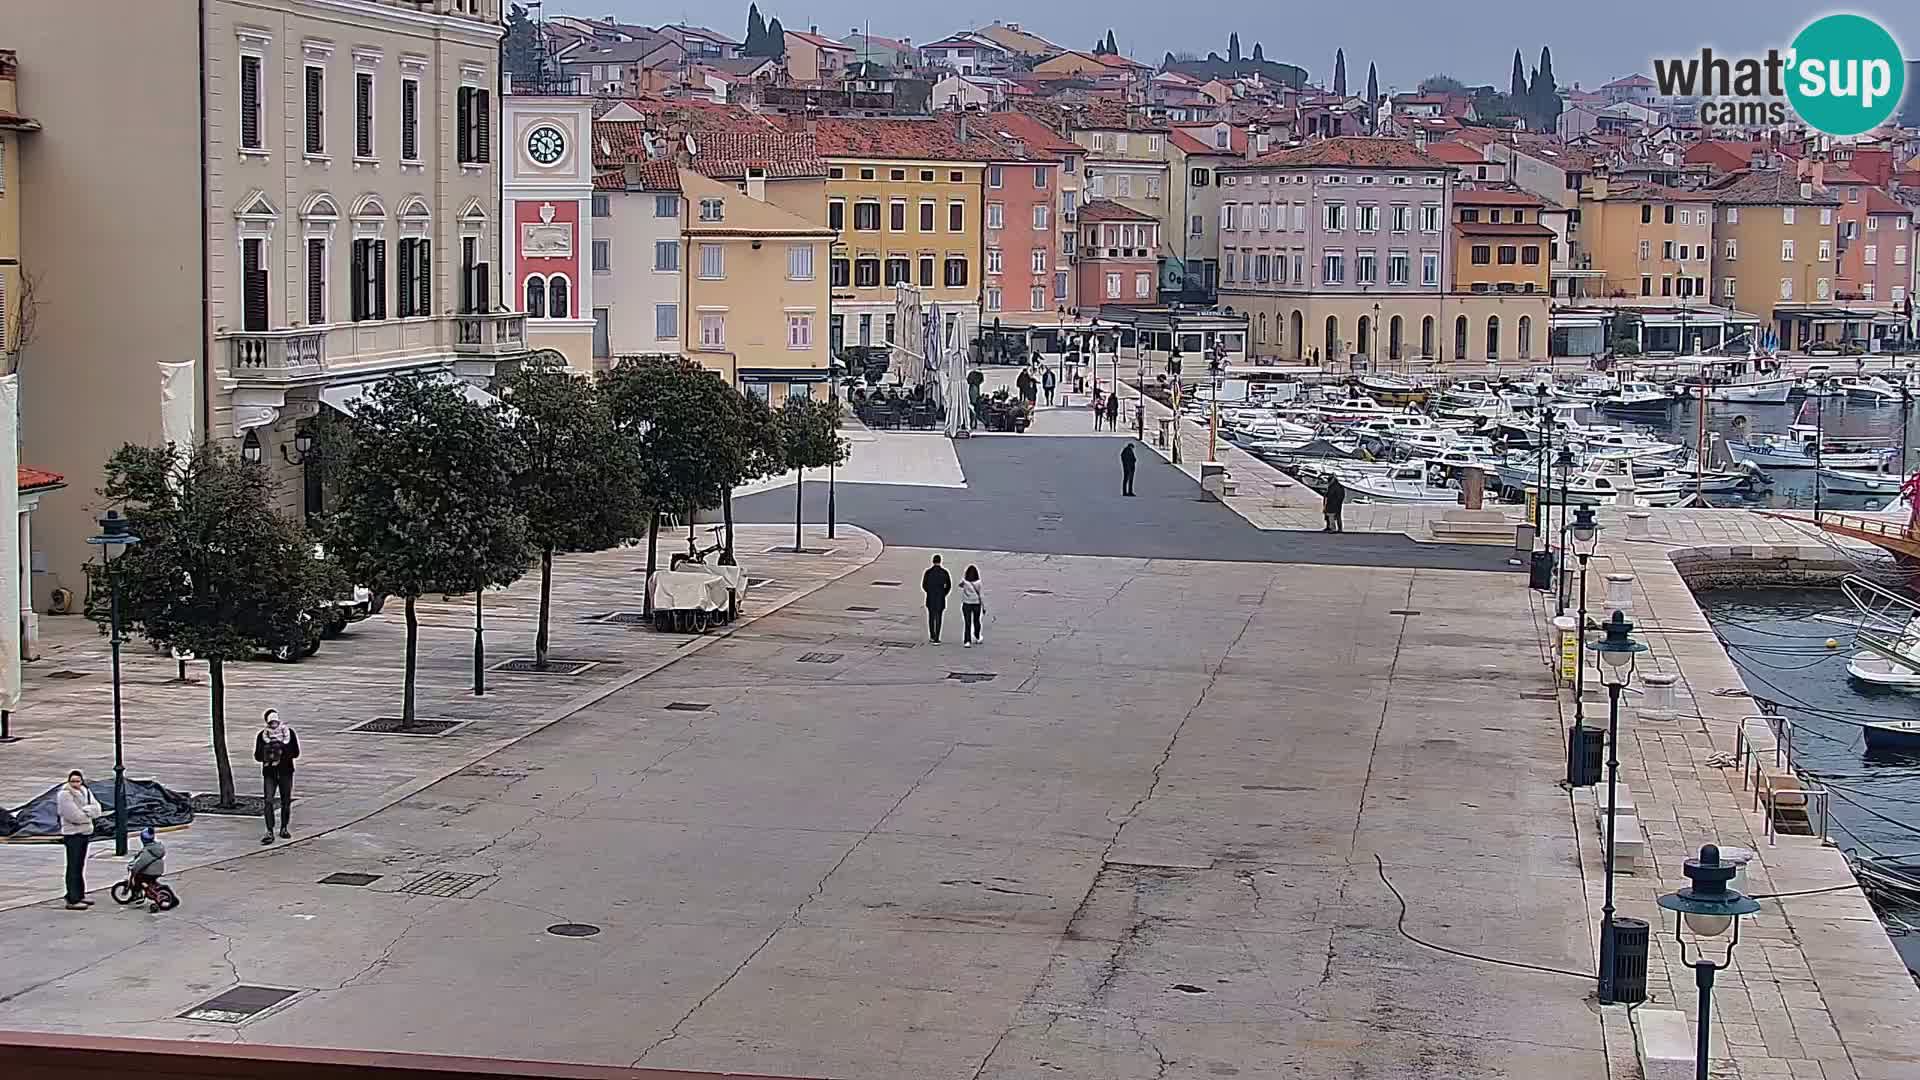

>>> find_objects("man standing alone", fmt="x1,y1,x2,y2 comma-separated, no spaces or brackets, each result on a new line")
1120,442,1138,496
922,554,952,644
1323,476,1346,532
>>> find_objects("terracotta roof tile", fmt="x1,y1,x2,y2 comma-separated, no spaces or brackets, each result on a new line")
985,110,1081,156
684,130,826,179
1862,187,1913,216
1601,179,1715,202
1423,142,1486,164
1249,136,1447,170
1453,188,1546,207
1708,168,1841,206
18,466,64,491
793,115,1016,162
1455,221,1557,237
1077,198,1157,223
785,29,854,51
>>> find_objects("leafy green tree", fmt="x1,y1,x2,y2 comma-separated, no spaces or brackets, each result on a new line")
92,443,328,806
1531,47,1562,133
1333,48,1346,96
1419,74,1467,95
503,4,542,84
1103,30,1118,55
764,17,787,59
775,396,849,552
744,4,767,55
500,359,644,669
327,374,529,720
716,390,785,561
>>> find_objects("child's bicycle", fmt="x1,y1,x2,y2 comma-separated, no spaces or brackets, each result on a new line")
110,872,179,912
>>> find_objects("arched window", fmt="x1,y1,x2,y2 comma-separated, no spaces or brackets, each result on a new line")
1356,315,1371,360
1324,315,1339,361
1486,315,1500,360
547,274,570,319
1290,311,1304,361
1421,315,1435,358
1258,312,1268,345
1389,315,1404,361
1454,315,1468,358
1518,315,1532,359
525,275,546,318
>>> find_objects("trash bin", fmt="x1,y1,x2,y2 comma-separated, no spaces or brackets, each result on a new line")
1156,417,1172,448
1607,917,1650,1004
1568,725,1604,786
1530,549,1556,591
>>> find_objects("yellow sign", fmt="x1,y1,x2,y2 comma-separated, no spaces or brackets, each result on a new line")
1560,627,1579,682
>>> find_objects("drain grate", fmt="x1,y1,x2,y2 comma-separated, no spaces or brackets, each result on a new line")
489,658,599,676
871,580,902,587
664,701,711,712
45,670,88,681
947,672,998,684
547,922,602,938
764,545,840,557
180,985,299,1024
597,611,653,626
846,605,879,612
347,716,469,737
398,871,492,898
798,652,843,664
1389,609,1422,616
318,872,382,887
1024,589,1053,595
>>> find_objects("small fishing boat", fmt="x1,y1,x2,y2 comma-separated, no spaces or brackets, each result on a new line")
1817,467,1905,496
1315,395,1393,424
1862,719,1920,750
1727,430,1896,470
1595,382,1674,415
1354,374,1432,406
1838,375,1903,403
1345,461,1463,504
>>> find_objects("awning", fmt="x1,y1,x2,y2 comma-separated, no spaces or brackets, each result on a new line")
320,371,500,416
1550,315,1607,328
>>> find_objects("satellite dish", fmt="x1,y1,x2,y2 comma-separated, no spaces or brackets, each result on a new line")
599,136,611,158
683,133,699,157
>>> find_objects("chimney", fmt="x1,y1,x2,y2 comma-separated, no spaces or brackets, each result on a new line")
746,166,767,201
1811,157,1825,192
1245,122,1260,162
958,110,969,141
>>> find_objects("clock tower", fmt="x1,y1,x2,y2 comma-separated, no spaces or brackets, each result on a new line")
502,95,596,371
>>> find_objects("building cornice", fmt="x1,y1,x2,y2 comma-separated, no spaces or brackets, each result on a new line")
284,0,506,43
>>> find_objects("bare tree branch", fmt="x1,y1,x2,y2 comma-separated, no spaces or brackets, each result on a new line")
5,264,42,377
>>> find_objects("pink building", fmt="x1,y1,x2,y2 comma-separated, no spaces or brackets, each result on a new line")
1075,199,1159,308
983,156,1064,317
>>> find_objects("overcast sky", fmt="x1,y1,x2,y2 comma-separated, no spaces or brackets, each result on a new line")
558,1,1916,92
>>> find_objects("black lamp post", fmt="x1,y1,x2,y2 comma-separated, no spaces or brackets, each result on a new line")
1589,609,1648,1004
1566,505,1601,787
827,375,839,540
1168,347,1184,465
1657,846,1762,1080
1534,385,1551,541
86,510,141,856
1555,444,1576,616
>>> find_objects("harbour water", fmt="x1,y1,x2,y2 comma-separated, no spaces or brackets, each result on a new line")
1700,587,1920,978
1634,395,1920,510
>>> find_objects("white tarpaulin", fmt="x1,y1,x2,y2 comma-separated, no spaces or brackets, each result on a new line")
321,370,500,416
648,569,730,612
935,304,969,439
158,360,197,453
0,375,20,712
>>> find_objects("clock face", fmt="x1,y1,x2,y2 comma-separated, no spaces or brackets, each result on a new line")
527,126,566,165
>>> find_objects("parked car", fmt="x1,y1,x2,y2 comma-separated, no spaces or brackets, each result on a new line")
255,548,383,663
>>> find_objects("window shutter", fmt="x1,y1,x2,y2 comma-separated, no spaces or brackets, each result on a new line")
417,239,431,315
475,90,491,163
0,273,7,352
355,73,372,158
402,80,418,161
398,239,415,317
307,239,326,324
456,87,471,163
372,240,387,319
240,56,261,149
476,262,489,314
305,67,324,154
242,239,269,331
350,240,366,321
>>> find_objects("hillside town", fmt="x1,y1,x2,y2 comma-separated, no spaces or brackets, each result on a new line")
4,5,1920,1080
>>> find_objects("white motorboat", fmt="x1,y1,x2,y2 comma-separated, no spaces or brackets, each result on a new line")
1549,374,1619,405
1315,395,1393,424
1836,375,1902,403
1509,457,1687,506
1846,651,1920,691
1727,421,1896,470
1817,467,1905,496
1345,461,1464,504
1595,382,1674,414
1229,416,1318,442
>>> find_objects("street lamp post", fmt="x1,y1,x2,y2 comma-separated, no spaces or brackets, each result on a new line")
1656,846,1762,1080
1534,385,1551,542
1168,347,1184,465
1570,506,1599,745
1555,445,1576,616
1207,340,1225,463
86,510,142,857
1590,609,1648,1004
827,375,839,540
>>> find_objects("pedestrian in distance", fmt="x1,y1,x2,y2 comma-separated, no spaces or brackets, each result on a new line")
959,565,987,647
922,554,952,644
1105,392,1120,432
1323,476,1346,533
57,769,101,910
1091,389,1104,430
1041,367,1057,406
127,826,166,892
1120,442,1138,496
255,709,300,844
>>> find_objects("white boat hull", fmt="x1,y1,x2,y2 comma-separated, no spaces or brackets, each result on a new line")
1847,652,1920,690
1818,468,1903,495
1702,380,1795,405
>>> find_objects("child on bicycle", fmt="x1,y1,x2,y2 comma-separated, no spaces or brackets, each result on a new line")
127,826,166,890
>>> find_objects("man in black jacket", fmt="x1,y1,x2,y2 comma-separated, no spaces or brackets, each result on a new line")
1323,476,1346,533
1120,442,1138,496
921,555,952,644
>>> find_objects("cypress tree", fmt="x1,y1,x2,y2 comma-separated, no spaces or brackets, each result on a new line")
1228,33,1241,63
1333,48,1346,96
1366,62,1379,132
744,4,765,55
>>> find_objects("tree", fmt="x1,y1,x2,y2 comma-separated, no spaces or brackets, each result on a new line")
500,359,644,669
717,391,785,561
744,4,766,55
502,3,542,85
327,374,528,722
764,17,787,59
1532,46,1562,133
1228,33,1241,63
775,397,849,552
1333,49,1346,96
1104,30,1118,55
1252,42,1264,62
92,443,328,807
1509,50,1527,105
1163,51,1176,70
1418,74,1467,95
1366,63,1379,131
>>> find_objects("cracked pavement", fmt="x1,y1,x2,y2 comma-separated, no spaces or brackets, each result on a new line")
0,542,1607,1078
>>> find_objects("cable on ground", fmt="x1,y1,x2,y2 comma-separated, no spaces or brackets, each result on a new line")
1374,854,1590,981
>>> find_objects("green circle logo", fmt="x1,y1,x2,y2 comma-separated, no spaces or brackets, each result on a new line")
1786,14,1906,137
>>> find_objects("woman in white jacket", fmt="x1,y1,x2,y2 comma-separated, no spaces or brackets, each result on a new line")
57,770,102,909
959,565,986,647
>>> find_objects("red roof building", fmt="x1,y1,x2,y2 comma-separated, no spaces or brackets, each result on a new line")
1251,136,1447,170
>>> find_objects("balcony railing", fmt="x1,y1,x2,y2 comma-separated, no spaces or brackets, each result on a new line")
454,312,528,356
223,328,327,383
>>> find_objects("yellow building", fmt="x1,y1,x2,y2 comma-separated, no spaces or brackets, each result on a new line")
680,167,835,404
804,115,1004,351
0,50,36,363
1705,169,1843,352
1577,173,1715,304
1449,188,1553,363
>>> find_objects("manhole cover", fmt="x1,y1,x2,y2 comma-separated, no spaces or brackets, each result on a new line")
597,612,652,626
347,716,469,737
180,985,299,1024
664,702,710,711
798,652,843,664
46,670,88,681
547,923,602,937
398,871,492,897
1389,609,1422,616
871,580,902,586
846,605,879,612
490,658,599,676
947,672,998,684
318,872,381,887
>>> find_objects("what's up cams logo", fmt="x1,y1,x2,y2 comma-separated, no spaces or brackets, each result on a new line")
1652,13,1906,136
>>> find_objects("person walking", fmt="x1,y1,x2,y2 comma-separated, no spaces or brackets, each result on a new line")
1120,442,1138,496
1041,367,1057,406
254,709,300,843
1323,476,1347,533
1090,389,1104,430
959,565,987,647
1105,392,1120,432
921,555,952,644
58,770,101,909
